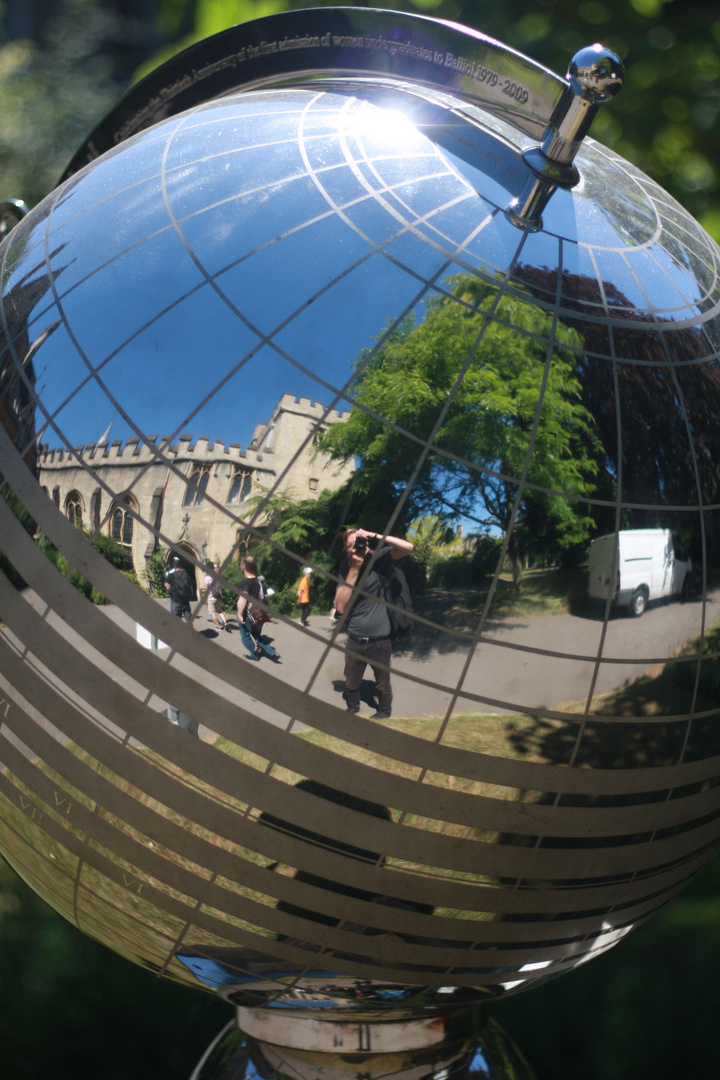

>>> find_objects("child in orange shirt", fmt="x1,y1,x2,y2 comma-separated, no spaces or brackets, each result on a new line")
297,567,312,626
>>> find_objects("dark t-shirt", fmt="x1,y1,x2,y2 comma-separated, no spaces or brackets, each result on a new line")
242,575,262,603
239,575,269,639
241,575,266,620
167,568,192,607
339,546,392,639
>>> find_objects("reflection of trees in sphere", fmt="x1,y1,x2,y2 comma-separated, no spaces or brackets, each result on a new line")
2,22,720,1020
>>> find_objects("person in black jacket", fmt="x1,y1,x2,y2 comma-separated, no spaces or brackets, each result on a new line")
164,556,193,623
334,528,413,719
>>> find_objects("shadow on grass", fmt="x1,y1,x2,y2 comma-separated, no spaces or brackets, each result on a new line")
395,571,591,660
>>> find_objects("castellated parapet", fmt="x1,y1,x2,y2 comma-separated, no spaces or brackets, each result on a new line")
36,394,353,588
37,433,252,468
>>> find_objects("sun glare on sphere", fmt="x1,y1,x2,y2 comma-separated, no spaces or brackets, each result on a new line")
348,101,423,152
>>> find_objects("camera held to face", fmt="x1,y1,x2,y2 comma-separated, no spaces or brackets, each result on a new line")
353,535,368,554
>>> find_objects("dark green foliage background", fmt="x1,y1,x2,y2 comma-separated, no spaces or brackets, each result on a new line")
4,0,720,233
2,851,720,1079
0,860,230,1080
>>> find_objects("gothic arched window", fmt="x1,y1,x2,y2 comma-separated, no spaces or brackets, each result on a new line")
110,495,137,569
112,504,134,546
184,467,210,507
228,468,252,505
65,491,83,525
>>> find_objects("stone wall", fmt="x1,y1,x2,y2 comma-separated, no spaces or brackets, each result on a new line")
36,393,353,585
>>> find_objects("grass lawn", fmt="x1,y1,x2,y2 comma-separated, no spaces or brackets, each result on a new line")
457,566,589,619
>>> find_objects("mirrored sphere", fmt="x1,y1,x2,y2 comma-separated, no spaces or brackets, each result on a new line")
2,28,720,1017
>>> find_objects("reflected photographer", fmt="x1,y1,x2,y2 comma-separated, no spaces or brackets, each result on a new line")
164,555,193,623
335,527,413,719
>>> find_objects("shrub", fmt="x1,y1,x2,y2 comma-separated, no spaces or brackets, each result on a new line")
143,545,168,596
428,536,503,588
90,532,128,570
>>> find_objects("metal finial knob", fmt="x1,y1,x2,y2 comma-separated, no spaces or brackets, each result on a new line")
538,41,624,169
509,42,624,229
568,44,624,103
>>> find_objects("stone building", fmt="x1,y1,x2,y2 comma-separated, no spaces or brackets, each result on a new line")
36,393,352,590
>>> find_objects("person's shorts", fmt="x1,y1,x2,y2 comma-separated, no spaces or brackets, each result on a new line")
208,594,220,615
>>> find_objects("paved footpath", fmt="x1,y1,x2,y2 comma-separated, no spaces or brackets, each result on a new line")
171,583,719,723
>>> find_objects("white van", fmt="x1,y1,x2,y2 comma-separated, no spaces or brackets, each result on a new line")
588,529,692,616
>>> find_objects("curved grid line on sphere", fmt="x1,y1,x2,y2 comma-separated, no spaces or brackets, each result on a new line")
1,11,720,1016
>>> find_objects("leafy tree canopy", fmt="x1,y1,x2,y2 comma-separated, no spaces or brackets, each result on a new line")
318,275,600,584
237,483,355,612
407,514,455,564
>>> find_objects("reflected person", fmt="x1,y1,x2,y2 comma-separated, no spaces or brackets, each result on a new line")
297,566,312,626
335,528,413,719
236,556,281,663
204,562,228,632
164,556,193,623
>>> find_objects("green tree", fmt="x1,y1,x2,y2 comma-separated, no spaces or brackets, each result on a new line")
320,275,600,589
143,543,169,595
239,484,350,613
236,471,419,613
0,4,120,207
407,514,454,565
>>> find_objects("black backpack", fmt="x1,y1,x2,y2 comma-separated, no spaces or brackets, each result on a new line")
381,561,414,640
173,568,194,604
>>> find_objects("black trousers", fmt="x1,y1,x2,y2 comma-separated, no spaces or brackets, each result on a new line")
344,637,392,716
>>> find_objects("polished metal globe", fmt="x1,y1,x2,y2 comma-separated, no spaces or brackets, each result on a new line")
1,9,719,1026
